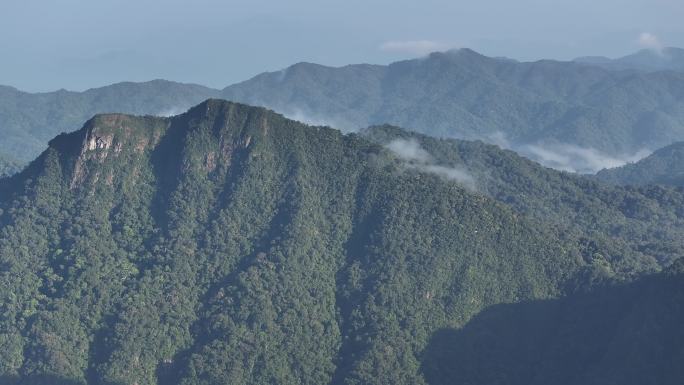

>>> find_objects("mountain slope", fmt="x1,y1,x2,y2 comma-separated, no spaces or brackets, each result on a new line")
423,260,684,385
595,141,684,186
363,125,684,269
222,49,684,170
2,100,680,385
0,80,219,163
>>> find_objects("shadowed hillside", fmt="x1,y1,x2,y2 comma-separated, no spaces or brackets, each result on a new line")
421,260,684,385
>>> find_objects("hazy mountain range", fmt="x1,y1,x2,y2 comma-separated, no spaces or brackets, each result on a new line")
3,48,684,174
1,100,682,384
574,47,684,72
222,48,684,172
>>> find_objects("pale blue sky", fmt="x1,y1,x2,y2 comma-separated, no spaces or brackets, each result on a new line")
2,0,683,91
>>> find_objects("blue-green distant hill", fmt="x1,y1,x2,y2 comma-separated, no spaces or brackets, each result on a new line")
574,47,684,72
222,48,684,168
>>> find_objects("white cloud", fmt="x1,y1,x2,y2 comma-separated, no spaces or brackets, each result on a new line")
636,32,664,53
379,40,457,56
155,106,190,117
479,131,651,174
521,142,650,174
385,138,432,163
385,138,476,190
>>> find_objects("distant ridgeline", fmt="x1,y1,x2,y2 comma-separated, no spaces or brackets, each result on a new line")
222,48,684,168
0,80,219,163
4,48,684,174
574,47,684,72
0,100,683,385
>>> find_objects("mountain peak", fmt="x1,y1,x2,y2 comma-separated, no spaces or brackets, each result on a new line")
42,99,292,189
427,47,488,62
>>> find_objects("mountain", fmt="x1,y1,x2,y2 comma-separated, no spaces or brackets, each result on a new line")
362,125,684,269
1,100,683,384
4,49,684,175
222,49,684,171
0,80,218,163
595,141,684,186
575,47,684,72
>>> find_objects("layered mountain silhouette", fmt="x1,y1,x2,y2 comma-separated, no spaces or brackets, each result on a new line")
4,48,684,174
222,48,684,167
1,100,683,384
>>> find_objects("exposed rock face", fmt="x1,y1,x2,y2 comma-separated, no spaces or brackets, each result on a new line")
70,114,170,188
86,134,113,151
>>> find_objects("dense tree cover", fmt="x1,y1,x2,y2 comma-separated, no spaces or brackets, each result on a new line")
222,49,684,156
422,259,684,385
595,141,684,186
363,125,684,269
0,80,218,162
0,101,682,384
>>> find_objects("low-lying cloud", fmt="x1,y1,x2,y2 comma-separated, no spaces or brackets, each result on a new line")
385,138,476,190
485,131,650,174
282,108,351,131
385,138,432,163
637,32,664,53
379,40,458,56
155,106,190,117
522,143,650,174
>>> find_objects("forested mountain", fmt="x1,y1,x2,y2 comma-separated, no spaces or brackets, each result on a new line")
222,48,684,171
574,47,684,72
595,141,684,186
5,48,684,175
362,125,684,268
0,80,218,163
0,100,682,385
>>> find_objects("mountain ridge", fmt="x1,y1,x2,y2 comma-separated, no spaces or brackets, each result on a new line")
574,47,684,72
5,47,684,171
221,48,684,171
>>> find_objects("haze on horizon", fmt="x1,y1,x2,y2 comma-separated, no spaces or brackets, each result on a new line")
1,0,683,92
